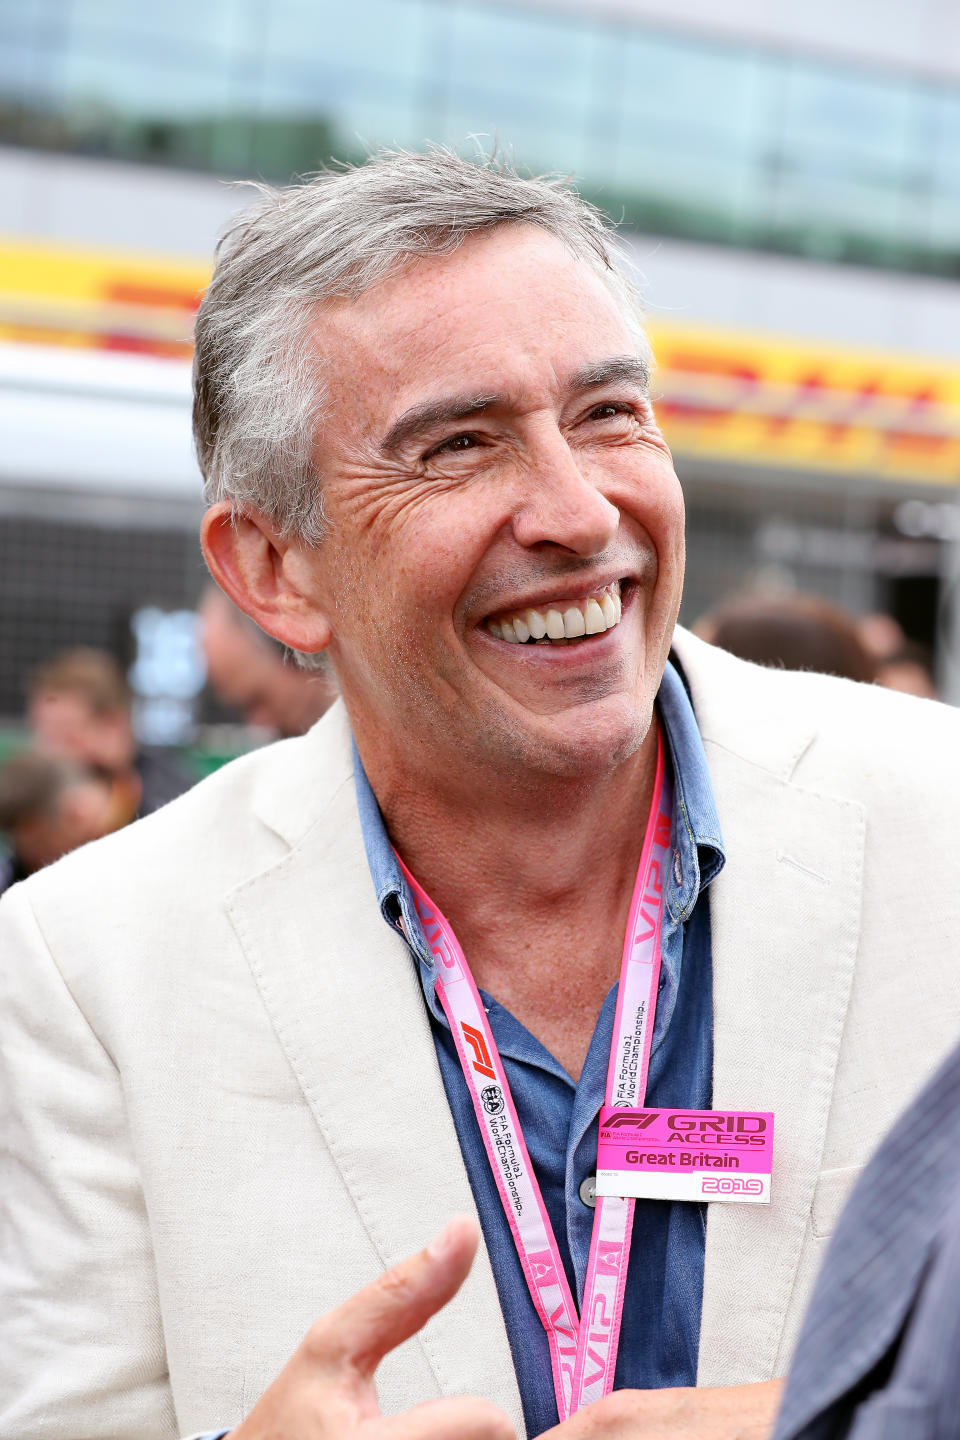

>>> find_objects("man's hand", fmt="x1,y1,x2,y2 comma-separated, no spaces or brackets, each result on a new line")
542,1378,784,1439
228,1214,516,1439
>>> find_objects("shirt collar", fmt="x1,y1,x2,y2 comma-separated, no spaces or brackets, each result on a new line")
353,743,432,966
657,655,725,924
353,656,725,965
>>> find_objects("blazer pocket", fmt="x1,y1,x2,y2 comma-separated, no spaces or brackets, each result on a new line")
811,1165,861,1238
846,1391,935,1440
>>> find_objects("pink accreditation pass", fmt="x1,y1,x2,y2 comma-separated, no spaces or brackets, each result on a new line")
596,1107,774,1204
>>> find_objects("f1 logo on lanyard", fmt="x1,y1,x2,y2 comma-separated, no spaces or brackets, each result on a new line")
398,726,774,1420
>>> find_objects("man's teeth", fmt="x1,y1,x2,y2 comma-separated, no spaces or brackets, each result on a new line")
487,584,623,644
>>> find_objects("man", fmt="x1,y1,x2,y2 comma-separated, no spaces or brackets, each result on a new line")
874,640,938,699
773,1039,960,1440
2,150,960,1440
695,593,878,684
198,586,338,737
27,647,194,822
0,748,112,894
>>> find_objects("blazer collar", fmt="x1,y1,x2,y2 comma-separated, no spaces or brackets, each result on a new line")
246,700,356,849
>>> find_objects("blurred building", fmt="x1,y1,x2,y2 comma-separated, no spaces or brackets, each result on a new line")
2,0,960,710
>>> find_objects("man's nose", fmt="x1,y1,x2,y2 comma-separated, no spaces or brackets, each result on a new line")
510,427,620,557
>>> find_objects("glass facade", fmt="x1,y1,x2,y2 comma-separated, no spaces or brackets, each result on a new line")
2,0,960,276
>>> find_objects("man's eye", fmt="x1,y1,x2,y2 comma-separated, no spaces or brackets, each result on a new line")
589,403,631,421
428,432,477,458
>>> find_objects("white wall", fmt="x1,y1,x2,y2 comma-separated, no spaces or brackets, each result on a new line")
0,343,197,500
534,0,960,79
0,145,242,260
630,234,960,362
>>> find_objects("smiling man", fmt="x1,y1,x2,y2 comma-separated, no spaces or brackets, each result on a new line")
3,151,960,1440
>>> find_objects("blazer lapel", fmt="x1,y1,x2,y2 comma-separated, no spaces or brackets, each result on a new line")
698,755,866,1384
226,718,523,1427
672,632,867,1386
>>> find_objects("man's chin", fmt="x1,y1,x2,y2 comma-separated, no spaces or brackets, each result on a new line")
478,695,654,782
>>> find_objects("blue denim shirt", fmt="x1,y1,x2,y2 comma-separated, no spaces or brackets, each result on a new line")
354,659,724,1437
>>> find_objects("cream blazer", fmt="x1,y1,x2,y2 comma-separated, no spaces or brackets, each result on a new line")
3,629,960,1440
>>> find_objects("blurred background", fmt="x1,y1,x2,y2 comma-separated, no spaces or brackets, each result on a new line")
2,0,960,790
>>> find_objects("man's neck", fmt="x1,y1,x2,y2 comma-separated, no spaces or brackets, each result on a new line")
359,725,661,1079
379,734,657,906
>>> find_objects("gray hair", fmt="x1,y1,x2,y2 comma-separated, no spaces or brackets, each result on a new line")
193,145,650,547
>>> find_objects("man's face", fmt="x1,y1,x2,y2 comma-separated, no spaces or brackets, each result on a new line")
14,778,113,873
290,225,685,784
28,692,134,774
200,606,334,738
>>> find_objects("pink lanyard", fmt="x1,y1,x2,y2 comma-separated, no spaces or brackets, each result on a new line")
397,730,673,1421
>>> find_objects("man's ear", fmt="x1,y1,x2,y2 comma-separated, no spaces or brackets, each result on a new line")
201,503,333,654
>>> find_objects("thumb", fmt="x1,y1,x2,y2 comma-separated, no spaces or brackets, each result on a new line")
304,1214,480,1381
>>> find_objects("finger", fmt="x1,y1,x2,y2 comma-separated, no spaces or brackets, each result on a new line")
305,1213,480,1379
378,1395,517,1440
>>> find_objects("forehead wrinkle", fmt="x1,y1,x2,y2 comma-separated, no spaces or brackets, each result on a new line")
378,391,502,456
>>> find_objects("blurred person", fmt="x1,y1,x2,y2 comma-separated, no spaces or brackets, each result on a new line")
695,592,878,683
27,647,194,824
856,611,906,664
774,1036,960,1440
198,586,337,736
0,749,112,895
874,639,938,699
3,149,960,1440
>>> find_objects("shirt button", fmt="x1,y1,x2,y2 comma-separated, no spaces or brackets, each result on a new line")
579,1175,597,1208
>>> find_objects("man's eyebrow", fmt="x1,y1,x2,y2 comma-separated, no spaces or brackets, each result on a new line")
377,356,649,456
379,393,501,456
569,355,650,393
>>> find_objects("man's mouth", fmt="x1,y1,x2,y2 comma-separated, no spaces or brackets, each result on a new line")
485,580,623,645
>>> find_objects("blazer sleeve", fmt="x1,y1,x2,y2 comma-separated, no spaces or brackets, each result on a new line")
0,882,178,1440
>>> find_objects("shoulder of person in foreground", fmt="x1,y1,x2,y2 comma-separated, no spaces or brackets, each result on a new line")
773,1037,960,1440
